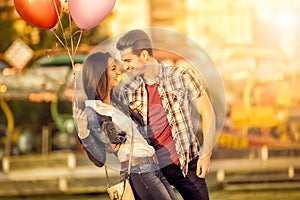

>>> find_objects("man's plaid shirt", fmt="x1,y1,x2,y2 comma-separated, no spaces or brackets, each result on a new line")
117,62,206,175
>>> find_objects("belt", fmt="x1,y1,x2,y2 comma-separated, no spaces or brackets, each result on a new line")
121,155,158,171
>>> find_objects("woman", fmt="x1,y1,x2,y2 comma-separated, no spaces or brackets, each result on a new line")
73,51,177,200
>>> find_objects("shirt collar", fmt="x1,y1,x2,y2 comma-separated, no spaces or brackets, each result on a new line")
156,60,165,85
85,100,113,116
125,60,165,89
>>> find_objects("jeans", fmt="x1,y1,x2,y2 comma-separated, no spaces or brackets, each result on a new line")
129,163,178,200
161,158,209,200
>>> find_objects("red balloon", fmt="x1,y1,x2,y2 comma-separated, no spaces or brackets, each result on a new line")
14,0,61,29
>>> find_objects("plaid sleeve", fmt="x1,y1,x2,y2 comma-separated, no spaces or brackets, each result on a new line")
182,67,206,100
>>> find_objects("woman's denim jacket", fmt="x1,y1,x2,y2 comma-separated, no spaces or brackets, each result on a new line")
78,106,112,168
78,99,145,168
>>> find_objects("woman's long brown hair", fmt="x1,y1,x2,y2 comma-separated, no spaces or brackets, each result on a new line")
82,52,111,101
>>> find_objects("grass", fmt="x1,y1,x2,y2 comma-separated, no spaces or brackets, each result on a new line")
0,188,299,200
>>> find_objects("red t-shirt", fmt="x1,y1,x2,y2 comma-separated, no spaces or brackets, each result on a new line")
146,83,180,166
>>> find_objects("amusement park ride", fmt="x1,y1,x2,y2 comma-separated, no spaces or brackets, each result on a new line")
0,48,90,155
216,46,300,149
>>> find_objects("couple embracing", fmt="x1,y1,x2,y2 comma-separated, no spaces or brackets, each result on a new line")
73,29,216,200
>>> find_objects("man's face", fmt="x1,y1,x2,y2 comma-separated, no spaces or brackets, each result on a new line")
120,47,146,77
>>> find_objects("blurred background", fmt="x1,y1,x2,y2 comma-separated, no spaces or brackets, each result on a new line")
0,0,300,199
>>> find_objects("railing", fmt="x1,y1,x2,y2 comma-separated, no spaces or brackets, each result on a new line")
0,151,119,196
211,145,300,190
1,146,300,196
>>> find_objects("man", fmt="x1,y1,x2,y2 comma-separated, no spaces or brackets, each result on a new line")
115,29,216,200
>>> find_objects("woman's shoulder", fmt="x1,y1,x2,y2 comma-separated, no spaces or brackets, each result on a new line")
84,106,96,114
84,106,111,123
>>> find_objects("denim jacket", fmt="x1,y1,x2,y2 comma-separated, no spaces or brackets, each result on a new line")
78,106,112,167
78,99,150,168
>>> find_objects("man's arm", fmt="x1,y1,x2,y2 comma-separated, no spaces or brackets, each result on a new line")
194,92,216,178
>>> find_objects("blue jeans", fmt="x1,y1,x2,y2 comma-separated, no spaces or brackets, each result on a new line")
129,163,178,200
161,158,209,200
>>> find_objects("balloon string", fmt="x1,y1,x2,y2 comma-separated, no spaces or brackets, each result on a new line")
73,69,78,109
51,0,77,113
68,14,79,110
69,13,74,58
52,0,81,109
51,30,66,49
72,29,83,110
70,29,83,110
52,0,73,68
53,0,69,49
72,30,83,59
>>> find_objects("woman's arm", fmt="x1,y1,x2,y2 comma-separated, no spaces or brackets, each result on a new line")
73,107,106,167
78,135,106,167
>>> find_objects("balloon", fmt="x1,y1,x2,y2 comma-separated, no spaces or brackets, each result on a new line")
14,0,61,29
68,0,116,30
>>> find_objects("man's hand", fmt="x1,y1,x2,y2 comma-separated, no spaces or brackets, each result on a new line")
102,120,127,144
196,151,212,178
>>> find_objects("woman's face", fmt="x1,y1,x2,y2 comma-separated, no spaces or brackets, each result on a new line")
107,57,121,90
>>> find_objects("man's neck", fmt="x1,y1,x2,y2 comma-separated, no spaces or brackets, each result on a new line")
143,59,160,85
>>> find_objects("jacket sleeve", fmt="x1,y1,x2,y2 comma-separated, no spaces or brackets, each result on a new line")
78,107,108,167
78,135,106,167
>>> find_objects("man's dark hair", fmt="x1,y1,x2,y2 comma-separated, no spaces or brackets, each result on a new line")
116,29,153,56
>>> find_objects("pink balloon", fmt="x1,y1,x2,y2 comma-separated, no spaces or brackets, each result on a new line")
68,0,116,30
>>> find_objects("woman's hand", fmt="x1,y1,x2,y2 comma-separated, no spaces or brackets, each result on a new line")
73,107,89,138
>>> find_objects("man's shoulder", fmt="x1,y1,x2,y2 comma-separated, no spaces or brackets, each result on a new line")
161,64,191,79
162,63,190,73
118,77,141,92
